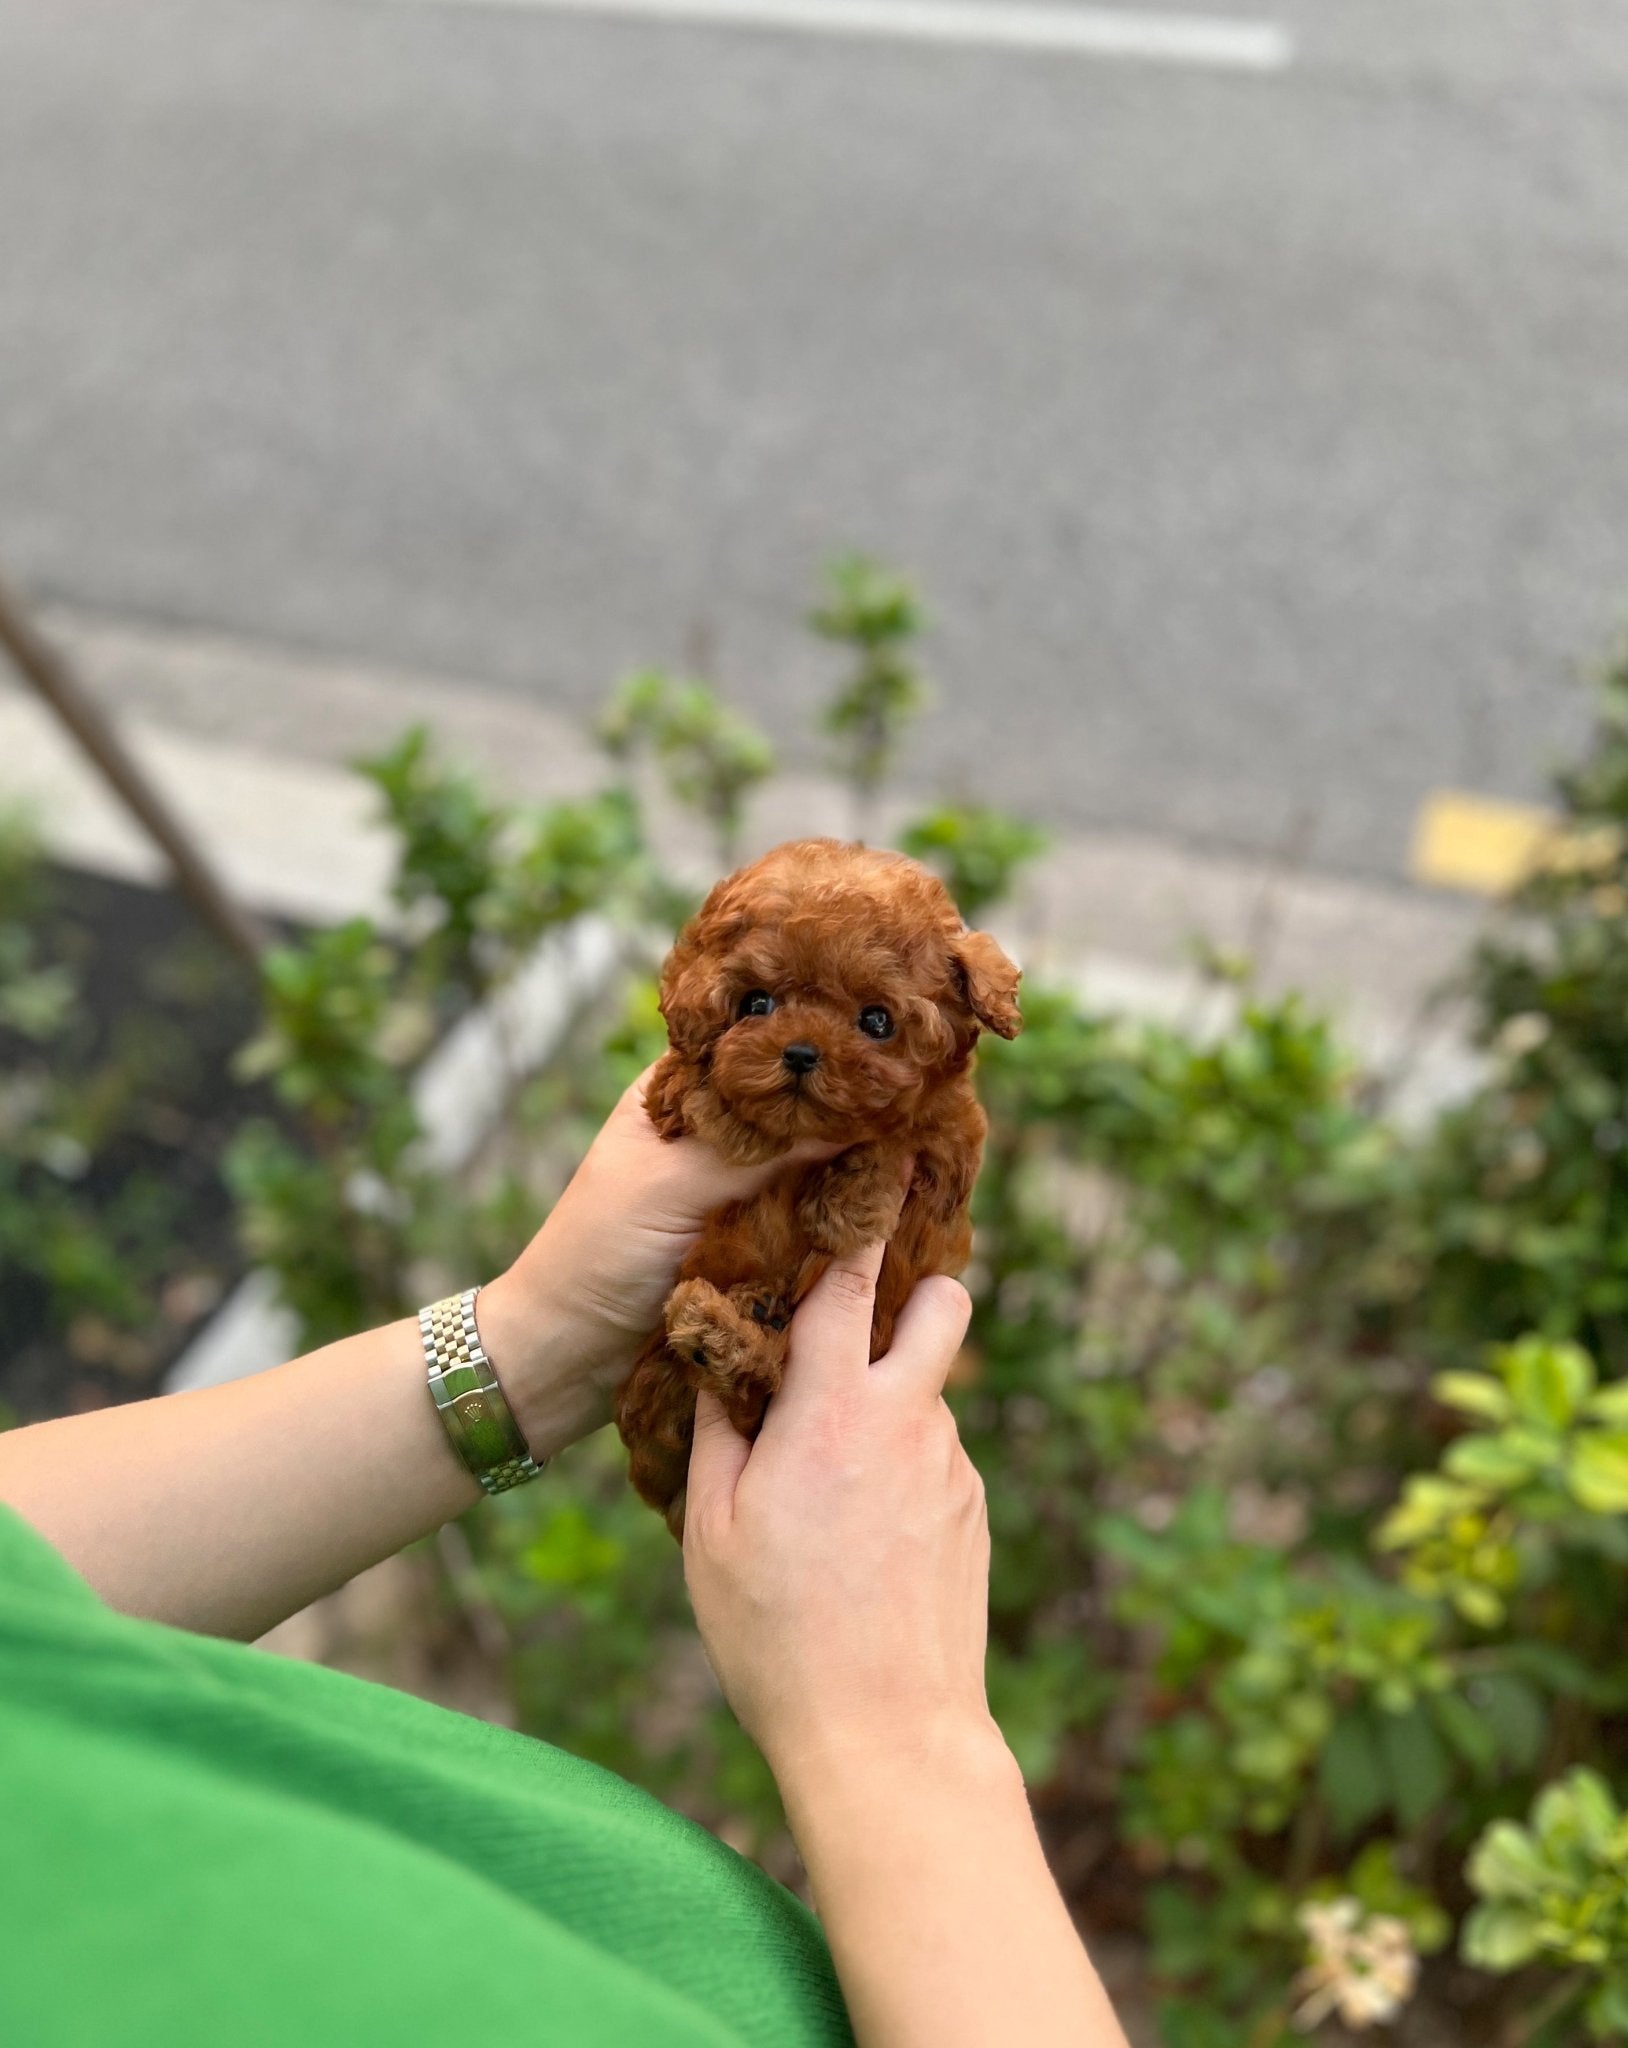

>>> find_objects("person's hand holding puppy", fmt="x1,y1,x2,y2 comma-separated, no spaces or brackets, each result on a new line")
683,1239,993,1782
684,1244,1125,2048
477,1068,837,1459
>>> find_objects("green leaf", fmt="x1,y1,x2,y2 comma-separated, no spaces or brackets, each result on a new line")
521,1505,624,1587
1433,1371,1516,1424
1469,1673,1548,1770
1498,1638,1622,1706
1586,1972,1628,2038
1501,1336,1596,1429
1145,1883,1220,1982
1431,1690,1501,1780
1454,1584,1507,1629
1559,1768,1621,1853
1567,1432,1628,1514
1463,1900,1543,1971
1444,1432,1547,1490
1232,1730,1302,1785
1468,1819,1549,1900
1318,1707,1389,1838
1156,1998,1262,2048
1377,1474,1485,1548
1585,1381,1628,1426
1379,1704,1453,1831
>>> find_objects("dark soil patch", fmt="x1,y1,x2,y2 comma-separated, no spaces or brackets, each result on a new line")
0,865,291,1422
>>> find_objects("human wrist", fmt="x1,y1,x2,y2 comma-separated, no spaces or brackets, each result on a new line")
471,1268,607,1461
775,1709,1121,2048
771,1708,1022,1834
779,1714,1031,1924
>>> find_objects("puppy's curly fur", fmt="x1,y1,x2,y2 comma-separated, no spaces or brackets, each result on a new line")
614,837,1021,1535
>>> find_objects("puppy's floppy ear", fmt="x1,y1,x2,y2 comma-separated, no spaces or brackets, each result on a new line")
657,945,727,1059
951,929,1022,1039
642,1050,692,1141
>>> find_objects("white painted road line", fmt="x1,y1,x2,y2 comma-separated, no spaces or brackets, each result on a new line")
391,0,1294,73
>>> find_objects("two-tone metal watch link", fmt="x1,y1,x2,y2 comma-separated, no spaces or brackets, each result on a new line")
420,1286,544,1496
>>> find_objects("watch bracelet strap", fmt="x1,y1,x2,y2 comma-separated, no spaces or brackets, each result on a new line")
421,1286,545,1496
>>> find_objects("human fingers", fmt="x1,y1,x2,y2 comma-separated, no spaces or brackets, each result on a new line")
685,1387,752,1538
872,1275,974,1403
763,1241,886,1430
514,1069,839,1367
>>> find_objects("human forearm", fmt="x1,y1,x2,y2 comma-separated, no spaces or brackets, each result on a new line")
780,1721,1128,2048
0,1272,590,1639
0,1076,828,1639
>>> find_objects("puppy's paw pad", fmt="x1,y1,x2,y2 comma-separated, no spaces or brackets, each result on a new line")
746,1294,790,1333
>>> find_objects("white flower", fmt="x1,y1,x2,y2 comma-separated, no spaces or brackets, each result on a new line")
1292,1897,1419,2032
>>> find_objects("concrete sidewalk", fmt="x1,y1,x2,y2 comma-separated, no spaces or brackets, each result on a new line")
2,604,1488,1068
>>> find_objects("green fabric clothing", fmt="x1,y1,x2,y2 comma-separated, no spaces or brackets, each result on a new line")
0,1503,852,2048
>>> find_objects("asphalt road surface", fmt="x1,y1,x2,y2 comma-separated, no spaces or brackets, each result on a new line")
2,0,1625,879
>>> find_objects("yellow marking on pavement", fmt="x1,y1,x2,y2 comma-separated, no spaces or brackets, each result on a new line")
1410,790,1621,896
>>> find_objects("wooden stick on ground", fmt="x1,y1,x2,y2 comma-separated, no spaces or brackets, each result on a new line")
0,569,269,967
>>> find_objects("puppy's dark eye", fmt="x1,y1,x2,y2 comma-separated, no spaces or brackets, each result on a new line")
857,1004,894,1041
737,989,777,1019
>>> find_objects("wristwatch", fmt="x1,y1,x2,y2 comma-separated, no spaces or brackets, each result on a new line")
419,1285,545,1496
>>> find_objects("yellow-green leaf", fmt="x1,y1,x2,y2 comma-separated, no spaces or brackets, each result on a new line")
1444,1434,1545,1490
1500,1336,1595,1429
1433,1371,1515,1424
1585,1381,1628,1426
1567,1432,1628,1515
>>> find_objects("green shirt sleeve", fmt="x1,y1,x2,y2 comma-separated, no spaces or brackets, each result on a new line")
0,1503,852,2048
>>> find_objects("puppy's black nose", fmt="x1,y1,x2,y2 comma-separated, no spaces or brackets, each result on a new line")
781,1041,820,1075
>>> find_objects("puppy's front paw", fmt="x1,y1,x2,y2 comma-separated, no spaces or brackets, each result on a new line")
666,1278,787,1403
796,1145,907,1255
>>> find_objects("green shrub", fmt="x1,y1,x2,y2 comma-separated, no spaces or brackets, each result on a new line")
0,821,262,1400
598,672,772,870
811,553,929,836
1466,1769,1628,2037
899,804,1049,921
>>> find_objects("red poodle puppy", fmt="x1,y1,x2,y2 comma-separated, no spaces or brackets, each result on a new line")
614,837,1022,1534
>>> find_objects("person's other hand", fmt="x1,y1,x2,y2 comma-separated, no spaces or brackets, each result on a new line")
478,1066,837,1455
681,1241,997,1792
